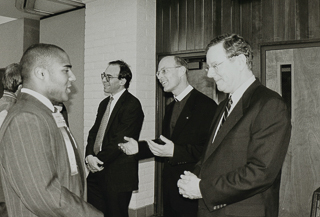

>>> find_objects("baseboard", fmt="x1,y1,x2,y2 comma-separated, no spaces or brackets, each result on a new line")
129,204,154,217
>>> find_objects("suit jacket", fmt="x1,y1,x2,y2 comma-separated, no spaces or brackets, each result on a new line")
0,91,17,202
0,93,102,217
137,89,217,212
86,90,144,191
195,80,292,217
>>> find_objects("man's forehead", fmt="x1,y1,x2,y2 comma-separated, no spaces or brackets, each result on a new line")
158,56,175,69
105,64,120,75
206,43,226,62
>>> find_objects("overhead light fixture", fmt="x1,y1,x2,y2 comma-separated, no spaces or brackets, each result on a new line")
15,0,85,17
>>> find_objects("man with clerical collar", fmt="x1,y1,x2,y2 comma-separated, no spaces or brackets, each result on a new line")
0,43,103,217
119,55,217,217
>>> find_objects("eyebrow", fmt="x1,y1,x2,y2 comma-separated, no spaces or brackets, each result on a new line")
64,65,72,68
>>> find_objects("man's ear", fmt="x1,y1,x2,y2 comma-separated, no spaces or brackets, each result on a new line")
236,54,247,71
119,78,126,86
178,66,187,77
34,67,47,80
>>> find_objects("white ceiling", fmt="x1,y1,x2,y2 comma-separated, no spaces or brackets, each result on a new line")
0,0,85,25
0,0,41,20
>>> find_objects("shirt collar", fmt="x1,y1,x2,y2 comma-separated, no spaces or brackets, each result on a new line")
174,85,193,102
21,88,55,112
110,88,126,102
230,75,256,108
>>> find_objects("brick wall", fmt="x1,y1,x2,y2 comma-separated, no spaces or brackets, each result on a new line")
84,0,156,211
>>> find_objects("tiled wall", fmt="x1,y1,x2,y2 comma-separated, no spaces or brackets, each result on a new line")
83,0,156,212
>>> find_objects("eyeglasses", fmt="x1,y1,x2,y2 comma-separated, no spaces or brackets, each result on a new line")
156,66,181,77
101,72,118,82
205,59,228,72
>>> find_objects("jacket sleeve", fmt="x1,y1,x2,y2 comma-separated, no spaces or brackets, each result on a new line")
1,113,103,217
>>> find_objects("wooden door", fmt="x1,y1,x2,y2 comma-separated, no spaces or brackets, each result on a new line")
265,45,320,217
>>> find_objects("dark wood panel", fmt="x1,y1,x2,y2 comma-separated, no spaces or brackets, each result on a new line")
240,1,252,43
186,0,195,50
194,0,204,49
203,0,214,45
274,0,286,41
232,0,241,34
221,0,232,33
178,0,187,50
261,0,274,42
285,0,296,40
156,0,163,53
308,0,320,38
171,0,179,52
296,0,309,39
162,0,171,52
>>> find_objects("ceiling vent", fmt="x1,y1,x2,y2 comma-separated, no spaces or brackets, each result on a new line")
15,0,85,17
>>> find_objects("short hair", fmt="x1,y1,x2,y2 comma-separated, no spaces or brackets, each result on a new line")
2,63,22,92
173,56,188,71
108,60,132,89
206,33,253,70
20,43,66,83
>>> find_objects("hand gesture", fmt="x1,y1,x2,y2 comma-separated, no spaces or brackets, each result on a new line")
118,136,138,155
147,135,174,157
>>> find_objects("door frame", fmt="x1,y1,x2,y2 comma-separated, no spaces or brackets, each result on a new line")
260,39,320,85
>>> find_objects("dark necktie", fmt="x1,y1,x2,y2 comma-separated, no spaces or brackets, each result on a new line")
220,95,233,128
93,96,114,155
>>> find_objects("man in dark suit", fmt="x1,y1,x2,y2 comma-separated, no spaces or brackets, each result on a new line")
85,60,144,217
177,34,292,217
0,43,103,216
119,56,217,217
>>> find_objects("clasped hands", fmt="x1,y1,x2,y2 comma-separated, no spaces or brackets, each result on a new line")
177,171,202,199
118,135,174,157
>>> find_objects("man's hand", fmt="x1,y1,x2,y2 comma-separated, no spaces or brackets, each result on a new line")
86,155,104,173
146,135,174,157
118,136,138,155
177,171,202,199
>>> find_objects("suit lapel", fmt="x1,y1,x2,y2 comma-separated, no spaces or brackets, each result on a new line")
203,80,261,163
105,90,128,133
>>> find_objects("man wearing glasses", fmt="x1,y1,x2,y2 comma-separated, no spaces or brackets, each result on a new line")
119,56,217,217
85,60,144,217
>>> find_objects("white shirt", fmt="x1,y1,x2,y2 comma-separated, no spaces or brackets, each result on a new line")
212,76,256,142
21,88,55,112
109,88,126,115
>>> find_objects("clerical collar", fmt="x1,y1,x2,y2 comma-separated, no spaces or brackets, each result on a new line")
21,88,55,112
174,85,193,102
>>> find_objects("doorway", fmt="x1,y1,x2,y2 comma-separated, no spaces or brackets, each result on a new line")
261,41,320,217
154,53,225,216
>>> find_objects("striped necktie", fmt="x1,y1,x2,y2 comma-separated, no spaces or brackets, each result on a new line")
93,96,114,155
220,95,233,128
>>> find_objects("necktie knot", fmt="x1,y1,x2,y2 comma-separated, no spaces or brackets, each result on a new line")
226,95,233,114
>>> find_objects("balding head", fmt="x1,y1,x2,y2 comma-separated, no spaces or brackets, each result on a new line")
157,55,189,96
